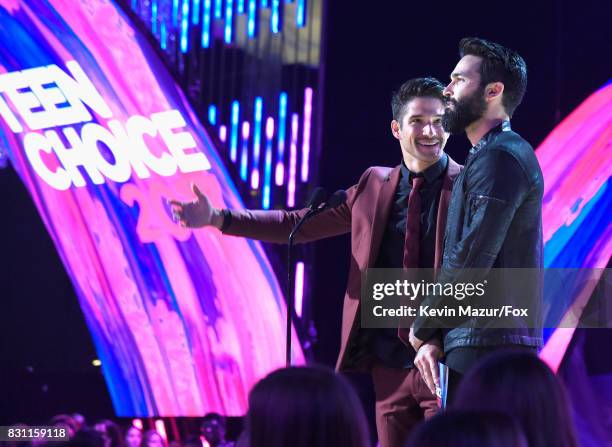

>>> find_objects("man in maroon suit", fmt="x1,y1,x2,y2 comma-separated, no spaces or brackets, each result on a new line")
171,78,461,447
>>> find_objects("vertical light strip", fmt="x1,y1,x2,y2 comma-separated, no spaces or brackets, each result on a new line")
192,0,201,24
261,0,269,6
295,261,305,318
263,118,274,209
201,0,212,47
230,101,240,162
247,0,257,38
275,92,287,185
237,0,245,13
151,0,158,34
224,0,234,43
191,0,200,25
180,0,190,53
301,87,313,182
172,0,179,27
131,0,138,11
214,0,223,18
271,0,280,33
251,97,263,189
287,113,299,207
240,122,250,181
154,420,168,443
296,0,305,27
219,125,227,142
208,104,217,125
160,21,167,49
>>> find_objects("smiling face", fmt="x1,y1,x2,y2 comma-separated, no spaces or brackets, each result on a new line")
391,96,448,172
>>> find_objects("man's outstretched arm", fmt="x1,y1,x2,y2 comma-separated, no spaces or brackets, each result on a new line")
170,168,374,244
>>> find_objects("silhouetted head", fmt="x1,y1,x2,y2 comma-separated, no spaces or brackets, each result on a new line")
244,366,369,447
124,426,142,447
406,410,528,447
453,351,578,447
201,413,227,446
141,430,165,447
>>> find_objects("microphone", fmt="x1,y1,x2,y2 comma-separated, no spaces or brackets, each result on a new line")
323,189,348,210
306,187,327,210
290,189,346,239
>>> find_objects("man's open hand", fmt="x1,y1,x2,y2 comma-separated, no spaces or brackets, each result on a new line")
169,183,223,228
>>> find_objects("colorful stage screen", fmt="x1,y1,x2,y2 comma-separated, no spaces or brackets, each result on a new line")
538,82,611,370
0,0,303,416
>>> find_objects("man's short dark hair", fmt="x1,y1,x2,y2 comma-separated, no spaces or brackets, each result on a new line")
459,37,527,117
391,77,445,123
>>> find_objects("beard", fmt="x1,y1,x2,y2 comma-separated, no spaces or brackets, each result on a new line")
442,86,487,134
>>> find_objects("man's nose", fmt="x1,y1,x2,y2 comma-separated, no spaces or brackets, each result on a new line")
423,123,435,136
443,83,453,98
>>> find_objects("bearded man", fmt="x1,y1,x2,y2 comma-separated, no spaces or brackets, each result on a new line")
409,38,544,402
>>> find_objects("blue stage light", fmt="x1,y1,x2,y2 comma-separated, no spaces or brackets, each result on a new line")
180,0,190,53
296,0,305,27
214,0,223,19
225,0,234,43
160,21,167,49
275,92,287,185
240,122,250,181
202,0,212,47
208,104,217,125
247,0,257,38
230,101,240,161
271,0,280,33
251,97,263,188
151,0,158,34
192,0,201,24
172,0,179,27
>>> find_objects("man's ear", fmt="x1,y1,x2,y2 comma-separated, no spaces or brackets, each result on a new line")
391,120,401,140
486,82,504,101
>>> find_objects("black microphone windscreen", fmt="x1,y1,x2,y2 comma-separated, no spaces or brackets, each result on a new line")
306,187,327,209
327,190,348,208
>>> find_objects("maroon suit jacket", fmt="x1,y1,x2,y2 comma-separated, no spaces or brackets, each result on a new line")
223,158,462,371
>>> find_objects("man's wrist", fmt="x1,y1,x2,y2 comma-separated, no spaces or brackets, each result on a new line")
210,208,225,229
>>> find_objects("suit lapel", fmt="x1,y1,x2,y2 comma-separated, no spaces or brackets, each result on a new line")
367,165,401,267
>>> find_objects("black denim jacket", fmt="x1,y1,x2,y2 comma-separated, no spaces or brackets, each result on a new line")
413,121,544,352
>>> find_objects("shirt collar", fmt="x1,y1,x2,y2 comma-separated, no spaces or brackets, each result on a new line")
470,120,512,156
400,152,448,184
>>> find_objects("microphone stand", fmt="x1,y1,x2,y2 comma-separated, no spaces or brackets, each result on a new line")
285,190,347,366
286,206,320,366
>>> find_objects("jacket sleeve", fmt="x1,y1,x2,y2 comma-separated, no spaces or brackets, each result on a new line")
412,148,531,341
221,168,373,244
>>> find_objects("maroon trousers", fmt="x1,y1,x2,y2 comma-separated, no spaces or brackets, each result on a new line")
371,364,439,447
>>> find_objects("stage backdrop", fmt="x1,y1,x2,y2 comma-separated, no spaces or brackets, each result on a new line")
0,0,303,416
538,81,611,371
